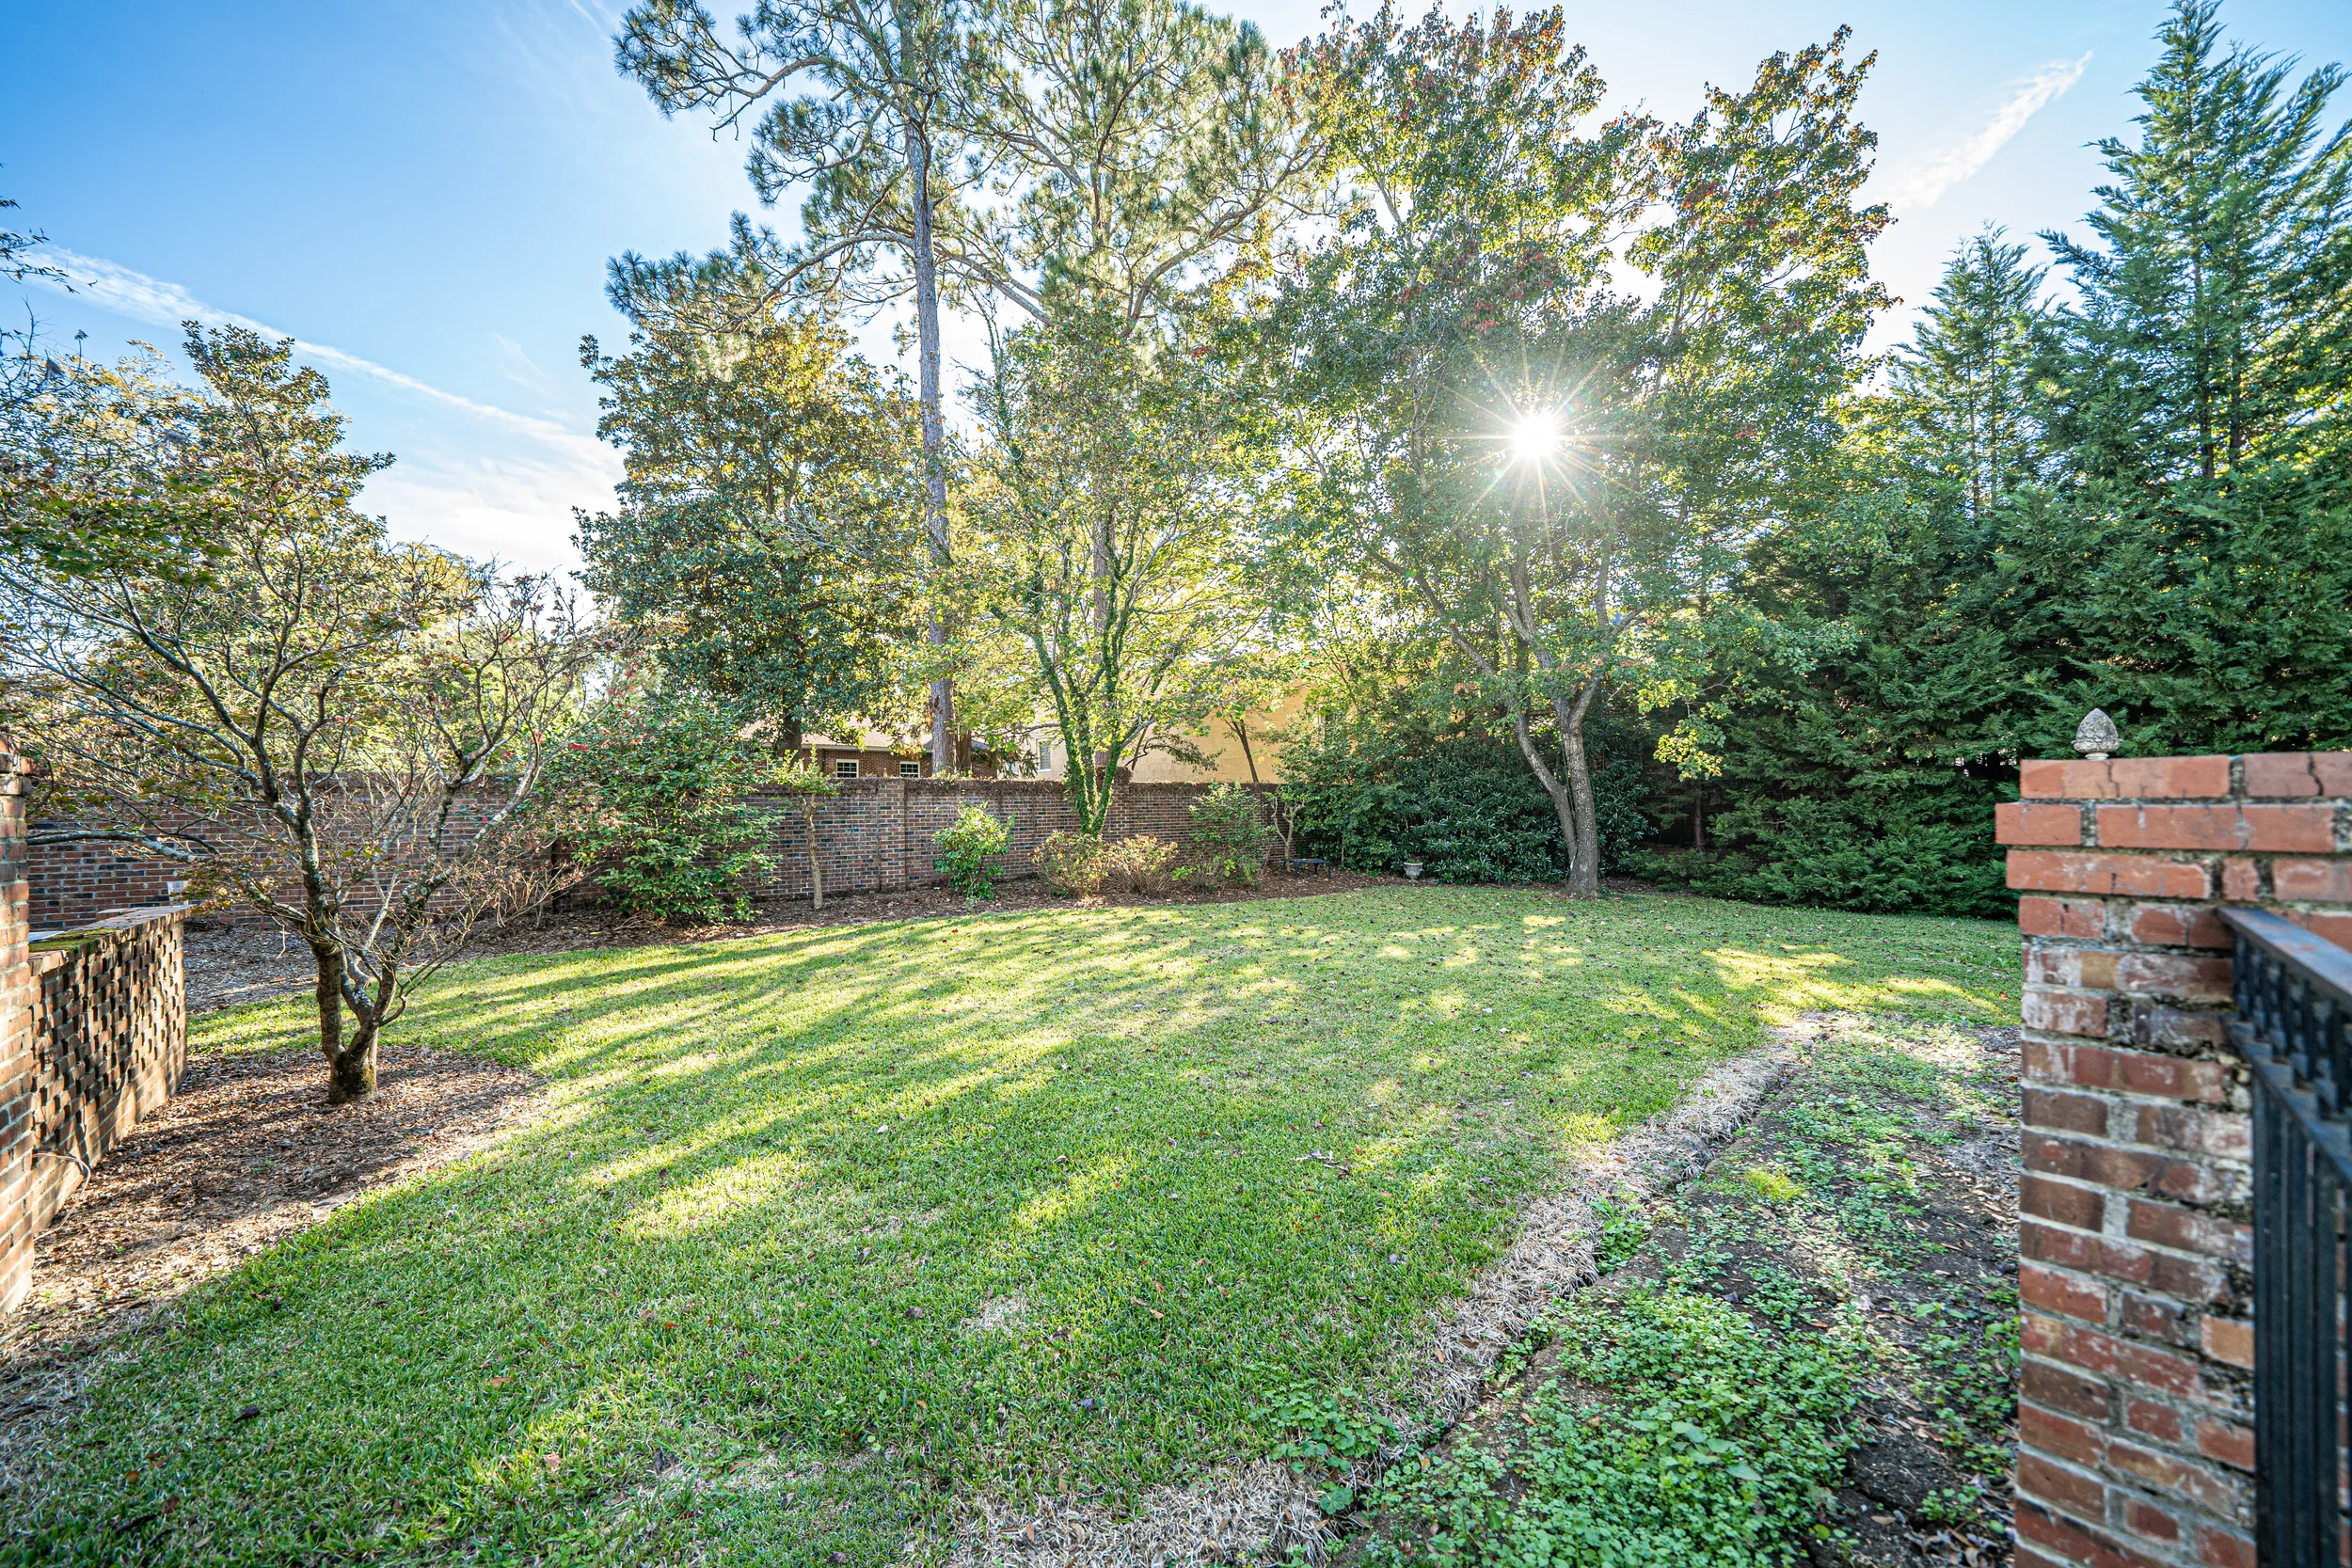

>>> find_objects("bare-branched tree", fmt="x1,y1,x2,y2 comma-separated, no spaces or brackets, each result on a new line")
1,325,595,1102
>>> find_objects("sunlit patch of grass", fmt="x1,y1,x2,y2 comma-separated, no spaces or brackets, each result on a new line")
1741,1165,1804,1204
12,891,2011,1567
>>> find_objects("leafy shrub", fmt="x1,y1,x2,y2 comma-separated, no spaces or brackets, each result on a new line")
1625,791,2012,918
1030,832,1178,895
1031,830,1104,895
546,690,776,925
1290,748,1651,882
1101,834,1179,894
1184,782,1275,884
933,803,1011,897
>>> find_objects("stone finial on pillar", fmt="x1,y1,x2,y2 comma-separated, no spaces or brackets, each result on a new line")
2071,708,2121,761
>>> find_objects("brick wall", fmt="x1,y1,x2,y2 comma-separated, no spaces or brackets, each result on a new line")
1999,750,2352,1568
27,906,188,1212
26,789,531,932
0,748,33,1311
745,779,1243,902
27,779,1254,927
26,834,183,932
0,900,187,1315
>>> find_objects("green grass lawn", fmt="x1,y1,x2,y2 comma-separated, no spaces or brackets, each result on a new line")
11,889,2016,1566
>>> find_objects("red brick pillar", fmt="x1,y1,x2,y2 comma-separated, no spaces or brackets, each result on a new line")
0,747,34,1312
1999,747,2352,1568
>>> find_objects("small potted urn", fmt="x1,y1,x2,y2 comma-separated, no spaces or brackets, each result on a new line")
1402,860,1425,880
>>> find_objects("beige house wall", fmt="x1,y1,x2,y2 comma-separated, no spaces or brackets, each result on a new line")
1030,688,1311,785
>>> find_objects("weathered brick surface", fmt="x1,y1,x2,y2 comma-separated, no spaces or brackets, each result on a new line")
2010,747,2352,1566
30,779,1258,928
0,749,32,1310
2021,756,2233,802
3,745,188,1313
2000,802,2089,846
2009,852,2214,900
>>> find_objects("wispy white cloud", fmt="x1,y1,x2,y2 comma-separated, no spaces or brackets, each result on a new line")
1880,54,2090,213
488,330,558,397
23,247,612,467
20,248,617,574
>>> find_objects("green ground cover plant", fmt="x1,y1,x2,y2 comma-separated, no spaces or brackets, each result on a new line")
1359,1017,2020,1566
8,892,2013,1567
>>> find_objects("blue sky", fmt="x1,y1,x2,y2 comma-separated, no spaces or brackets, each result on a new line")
6,1,2349,576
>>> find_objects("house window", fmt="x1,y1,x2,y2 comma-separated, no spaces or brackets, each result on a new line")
1038,741,1055,772
899,760,921,777
834,759,860,779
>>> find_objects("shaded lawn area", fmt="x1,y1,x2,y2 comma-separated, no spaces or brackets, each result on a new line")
10,890,2016,1566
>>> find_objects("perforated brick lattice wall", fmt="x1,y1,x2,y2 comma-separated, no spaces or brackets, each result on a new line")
1999,751,2352,1568
28,906,187,1198
2,743,191,1313
0,749,34,1311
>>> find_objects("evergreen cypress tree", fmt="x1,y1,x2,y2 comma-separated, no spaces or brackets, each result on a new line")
2042,0,2352,752
1649,0,2352,911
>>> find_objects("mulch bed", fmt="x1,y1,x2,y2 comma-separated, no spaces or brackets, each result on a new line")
0,1042,542,1395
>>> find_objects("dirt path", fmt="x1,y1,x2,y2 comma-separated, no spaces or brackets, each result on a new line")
1343,1013,2021,1568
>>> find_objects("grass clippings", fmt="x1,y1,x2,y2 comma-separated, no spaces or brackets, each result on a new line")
5,891,2014,1567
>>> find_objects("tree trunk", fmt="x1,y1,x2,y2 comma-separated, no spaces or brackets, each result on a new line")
804,804,825,911
908,120,955,776
311,939,381,1103
312,941,344,1074
1552,681,1604,899
1508,707,1586,890
329,1022,379,1104
1692,784,1707,851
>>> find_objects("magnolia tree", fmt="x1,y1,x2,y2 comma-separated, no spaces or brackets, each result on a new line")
2,327,595,1103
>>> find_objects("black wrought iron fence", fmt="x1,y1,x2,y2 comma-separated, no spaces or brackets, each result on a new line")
2223,907,2352,1567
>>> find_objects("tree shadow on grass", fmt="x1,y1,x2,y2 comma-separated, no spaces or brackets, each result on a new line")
11,893,2013,1566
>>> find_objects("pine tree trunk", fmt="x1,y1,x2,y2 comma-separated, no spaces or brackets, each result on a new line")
908,121,955,776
